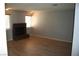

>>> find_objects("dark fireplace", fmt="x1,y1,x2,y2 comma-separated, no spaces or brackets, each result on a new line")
13,23,27,40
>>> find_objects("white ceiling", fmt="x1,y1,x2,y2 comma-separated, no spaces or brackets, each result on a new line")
6,3,75,11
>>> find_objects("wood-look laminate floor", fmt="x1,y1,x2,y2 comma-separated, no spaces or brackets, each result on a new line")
7,36,72,56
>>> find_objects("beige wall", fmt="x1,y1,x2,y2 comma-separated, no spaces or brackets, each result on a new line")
32,10,74,42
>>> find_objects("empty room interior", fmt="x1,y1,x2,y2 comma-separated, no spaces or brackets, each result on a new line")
5,3,75,56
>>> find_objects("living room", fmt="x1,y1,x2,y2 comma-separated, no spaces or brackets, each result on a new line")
5,3,75,56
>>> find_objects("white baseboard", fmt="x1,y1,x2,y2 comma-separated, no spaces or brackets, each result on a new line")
30,34,72,43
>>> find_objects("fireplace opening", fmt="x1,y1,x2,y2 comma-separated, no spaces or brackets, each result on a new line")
13,23,27,40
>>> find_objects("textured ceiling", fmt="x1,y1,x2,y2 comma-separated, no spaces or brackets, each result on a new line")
5,3,75,11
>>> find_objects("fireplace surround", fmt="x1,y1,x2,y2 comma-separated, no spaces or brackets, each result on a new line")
13,23,27,40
